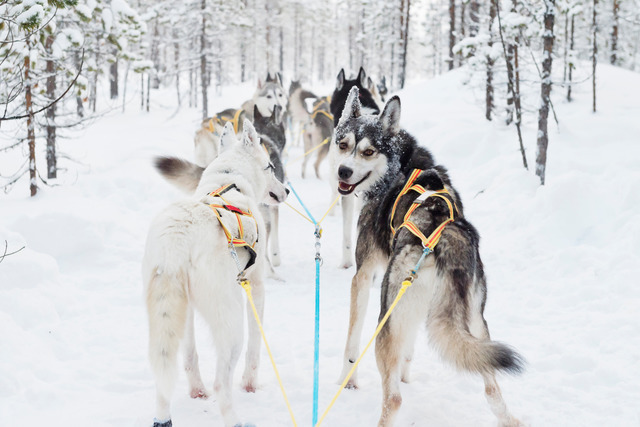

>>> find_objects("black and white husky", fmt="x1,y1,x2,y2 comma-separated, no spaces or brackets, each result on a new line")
329,67,383,268
333,87,524,426
194,73,288,168
143,122,288,427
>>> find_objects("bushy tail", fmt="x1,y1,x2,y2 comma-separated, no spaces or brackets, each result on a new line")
154,156,204,194
146,268,189,397
427,315,524,375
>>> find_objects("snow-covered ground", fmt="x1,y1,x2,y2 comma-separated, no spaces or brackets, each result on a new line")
1,64,639,427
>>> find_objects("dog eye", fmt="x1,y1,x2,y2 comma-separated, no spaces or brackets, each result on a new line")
266,95,272,99
362,149,375,157
339,141,349,150
265,162,275,172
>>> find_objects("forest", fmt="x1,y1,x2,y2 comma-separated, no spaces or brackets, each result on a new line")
2,0,639,196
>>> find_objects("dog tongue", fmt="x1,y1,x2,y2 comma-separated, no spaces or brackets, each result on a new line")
339,182,353,191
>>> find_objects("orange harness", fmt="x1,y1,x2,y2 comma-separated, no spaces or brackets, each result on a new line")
390,169,459,251
207,184,258,270
311,96,333,121
208,109,244,134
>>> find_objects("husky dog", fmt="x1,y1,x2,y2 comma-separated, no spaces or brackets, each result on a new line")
194,73,288,168
334,87,523,426
144,121,288,427
287,80,317,147
328,67,382,268
376,75,389,103
301,96,333,179
253,105,287,268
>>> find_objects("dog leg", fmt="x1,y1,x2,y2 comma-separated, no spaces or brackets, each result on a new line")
183,306,208,399
301,131,312,179
468,292,522,427
340,195,355,269
269,205,281,267
242,277,264,393
375,251,428,426
211,310,244,427
146,270,188,425
339,256,378,388
314,141,329,179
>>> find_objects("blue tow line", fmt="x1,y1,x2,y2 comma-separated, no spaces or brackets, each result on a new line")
287,181,321,426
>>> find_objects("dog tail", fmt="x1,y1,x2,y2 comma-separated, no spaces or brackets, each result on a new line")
146,267,189,398
154,156,204,194
427,273,524,376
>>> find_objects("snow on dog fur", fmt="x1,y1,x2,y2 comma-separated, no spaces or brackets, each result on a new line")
143,121,288,427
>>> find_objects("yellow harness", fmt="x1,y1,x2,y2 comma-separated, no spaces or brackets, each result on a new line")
390,168,459,251
206,183,258,270
208,109,244,134
310,96,333,121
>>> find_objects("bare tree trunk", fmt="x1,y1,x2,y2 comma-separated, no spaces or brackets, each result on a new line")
146,73,151,112
592,0,597,112
497,0,528,169
448,0,456,70
399,0,411,88
293,4,299,79
279,23,284,74
460,0,466,39
110,47,118,99
74,51,85,118
486,0,497,120
200,0,208,120
611,0,619,65
25,39,37,197
469,0,479,38
151,20,161,89
174,29,181,106
45,35,57,179
536,0,556,185
567,14,575,101
140,73,144,111
122,61,129,113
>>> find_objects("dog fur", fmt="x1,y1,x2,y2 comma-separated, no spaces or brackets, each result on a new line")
144,121,288,427
333,87,524,426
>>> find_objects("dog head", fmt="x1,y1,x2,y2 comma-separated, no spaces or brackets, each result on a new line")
253,105,286,183
330,67,381,127
235,120,288,205
255,73,287,122
333,86,403,197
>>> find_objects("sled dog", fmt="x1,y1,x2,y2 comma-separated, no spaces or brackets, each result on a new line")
194,73,288,168
328,67,382,268
253,105,287,269
334,87,524,426
287,80,317,147
144,121,288,427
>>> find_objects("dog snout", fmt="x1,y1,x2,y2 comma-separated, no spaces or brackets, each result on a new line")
338,166,353,180
285,188,290,195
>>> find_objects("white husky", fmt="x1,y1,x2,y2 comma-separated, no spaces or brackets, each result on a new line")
143,121,288,427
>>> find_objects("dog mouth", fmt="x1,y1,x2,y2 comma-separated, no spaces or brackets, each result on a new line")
338,172,370,195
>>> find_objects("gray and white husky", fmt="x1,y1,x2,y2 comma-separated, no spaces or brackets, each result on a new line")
143,121,288,427
328,67,383,268
194,73,288,168
333,87,524,426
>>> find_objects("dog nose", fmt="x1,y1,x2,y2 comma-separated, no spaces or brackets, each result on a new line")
285,188,290,195
338,166,353,180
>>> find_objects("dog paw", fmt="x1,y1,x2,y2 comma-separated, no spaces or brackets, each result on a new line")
153,418,172,427
344,380,359,390
243,383,256,393
189,387,209,399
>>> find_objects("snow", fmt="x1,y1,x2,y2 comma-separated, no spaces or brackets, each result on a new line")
2,64,640,427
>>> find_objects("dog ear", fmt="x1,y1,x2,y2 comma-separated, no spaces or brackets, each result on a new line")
253,105,264,121
271,105,282,124
367,76,374,91
219,122,237,152
338,86,361,128
257,78,264,89
379,95,401,135
336,69,345,91
357,67,367,88
242,119,260,150
276,72,283,86
266,72,272,82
